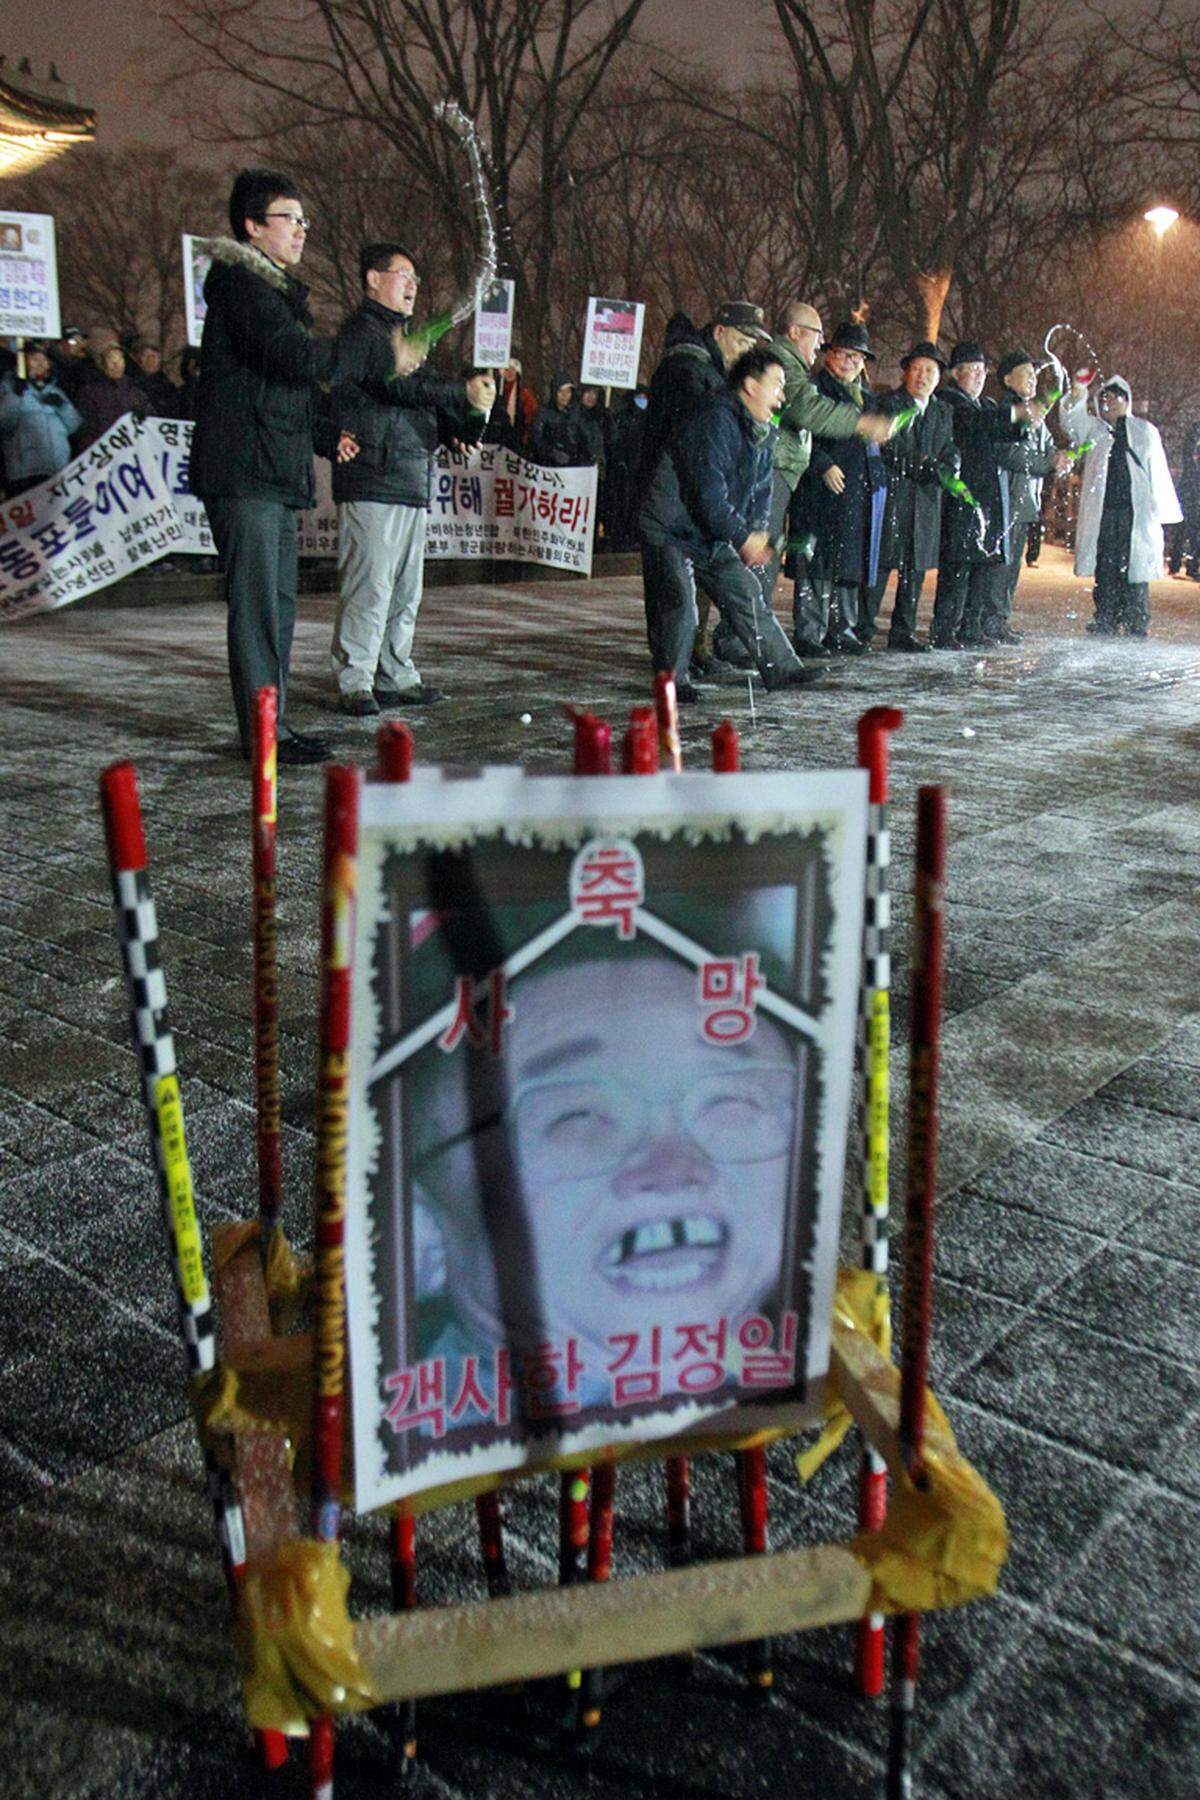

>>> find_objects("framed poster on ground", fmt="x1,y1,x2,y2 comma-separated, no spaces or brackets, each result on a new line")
343,765,867,1511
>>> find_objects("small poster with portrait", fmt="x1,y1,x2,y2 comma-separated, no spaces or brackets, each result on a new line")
473,277,515,370
344,765,866,1512
0,211,60,339
182,234,212,349
580,296,645,390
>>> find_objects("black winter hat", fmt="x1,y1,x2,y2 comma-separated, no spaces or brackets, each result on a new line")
900,340,947,369
948,340,987,368
823,320,876,362
997,348,1036,380
712,300,771,342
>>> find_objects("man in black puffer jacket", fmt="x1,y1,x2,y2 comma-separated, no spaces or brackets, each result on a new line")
326,243,495,715
638,345,823,699
191,169,421,762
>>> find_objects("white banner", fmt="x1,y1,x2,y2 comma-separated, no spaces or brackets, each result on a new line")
0,210,60,340
182,234,211,350
580,296,645,390
300,446,598,576
472,277,515,370
0,415,185,624
141,417,214,553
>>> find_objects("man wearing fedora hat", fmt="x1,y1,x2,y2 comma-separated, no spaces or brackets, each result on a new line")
792,321,890,655
985,349,1066,643
931,341,1040,649
861,341,959,652
639,301,773,684
761,301,891,658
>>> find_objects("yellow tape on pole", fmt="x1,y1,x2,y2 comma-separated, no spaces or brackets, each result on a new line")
155,1074,208,1308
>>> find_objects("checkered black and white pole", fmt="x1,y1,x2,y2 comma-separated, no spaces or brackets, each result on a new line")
853,707,903,1697
100,760,288,1772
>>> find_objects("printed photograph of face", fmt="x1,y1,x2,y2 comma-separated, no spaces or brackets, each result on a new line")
406,944,802,1378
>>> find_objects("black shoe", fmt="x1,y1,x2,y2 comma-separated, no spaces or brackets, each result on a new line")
887,635,931,654
960,635,997,649
277,734,331,766
376,684,447,707
1125,626,1148,638
793,638,833,659
931,638,967,651
675,679,706,703
1086,621,1117,636
832,632,867,655
690,658,746,687
339,691,380,718
763,663,827,692
995,629,1023,645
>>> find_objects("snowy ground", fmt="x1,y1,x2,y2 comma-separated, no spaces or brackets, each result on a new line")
0,545,1197,1797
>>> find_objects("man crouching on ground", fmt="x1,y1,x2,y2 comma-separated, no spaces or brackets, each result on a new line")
638,345,825,701
327,242,496,716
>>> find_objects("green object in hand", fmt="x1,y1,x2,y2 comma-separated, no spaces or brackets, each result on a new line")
938,467,978,507
1063,438,1094,463
889,404,920,434
408,310,455,352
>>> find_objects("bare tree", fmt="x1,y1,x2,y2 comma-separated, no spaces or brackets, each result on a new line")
7,146,225,355
161,0,651,385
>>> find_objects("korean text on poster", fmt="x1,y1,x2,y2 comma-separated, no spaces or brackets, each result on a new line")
142,417,214,554
0,415,186,624
580,296,645,391
472,277,515,371
300,447,597,576
0,211,60,339
182,235,212,350
343,765,868,1510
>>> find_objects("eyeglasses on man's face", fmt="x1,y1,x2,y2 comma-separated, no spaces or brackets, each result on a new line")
262,211,310,231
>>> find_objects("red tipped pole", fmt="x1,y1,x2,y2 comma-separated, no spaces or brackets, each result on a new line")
622,705,659,774
570,708,613,775
390,1507,418,1766
853,705,904,1697
711,720,740,772
886,785,946,1799
653,671,683,772
308,763,361,1800
251,688,282,1243
474,1491,512,1598
376,720,414,783
709,725,772,1688
100,760,288,1774
579,1460,617,1729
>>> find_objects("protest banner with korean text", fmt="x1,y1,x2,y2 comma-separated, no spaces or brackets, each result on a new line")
0,210,60,339
344,766,867,1511
142,417,214,554
0,415,185,624
300,446,597,576
472,277,515,370
580,296,645,390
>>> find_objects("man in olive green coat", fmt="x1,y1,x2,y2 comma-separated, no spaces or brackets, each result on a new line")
760,301,890,657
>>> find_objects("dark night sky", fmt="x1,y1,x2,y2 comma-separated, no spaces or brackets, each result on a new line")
14,1,781,149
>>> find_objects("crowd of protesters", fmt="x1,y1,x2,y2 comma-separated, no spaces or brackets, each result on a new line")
7,159,1192,760
0,327,199,497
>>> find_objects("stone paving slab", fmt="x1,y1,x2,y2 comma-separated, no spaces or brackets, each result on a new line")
0,548,1197,1796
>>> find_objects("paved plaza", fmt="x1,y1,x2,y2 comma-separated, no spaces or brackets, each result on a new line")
0,547,1197,1797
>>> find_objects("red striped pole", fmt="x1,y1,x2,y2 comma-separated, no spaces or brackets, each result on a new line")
622,705,659,774
709,723,772,1687
390,1507,418,1766
308,762,361,1800
100,761,288,1774
854,705,904,1696
653,671,683,772
886,785,946,1799
252,687,283,1243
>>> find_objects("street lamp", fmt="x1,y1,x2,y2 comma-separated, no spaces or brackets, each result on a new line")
1144,205,1179,238
1143,206,1179,414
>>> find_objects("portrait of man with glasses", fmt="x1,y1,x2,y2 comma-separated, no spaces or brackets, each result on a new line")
341,772,865,1510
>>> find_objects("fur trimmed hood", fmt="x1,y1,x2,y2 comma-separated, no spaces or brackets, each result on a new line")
200,236,293,294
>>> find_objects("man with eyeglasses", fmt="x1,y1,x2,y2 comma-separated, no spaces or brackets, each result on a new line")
326,243,495,715
190,169,423,764
409,950,799,1404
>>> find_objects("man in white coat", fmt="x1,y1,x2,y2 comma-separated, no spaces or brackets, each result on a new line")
1061,376,1181,637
